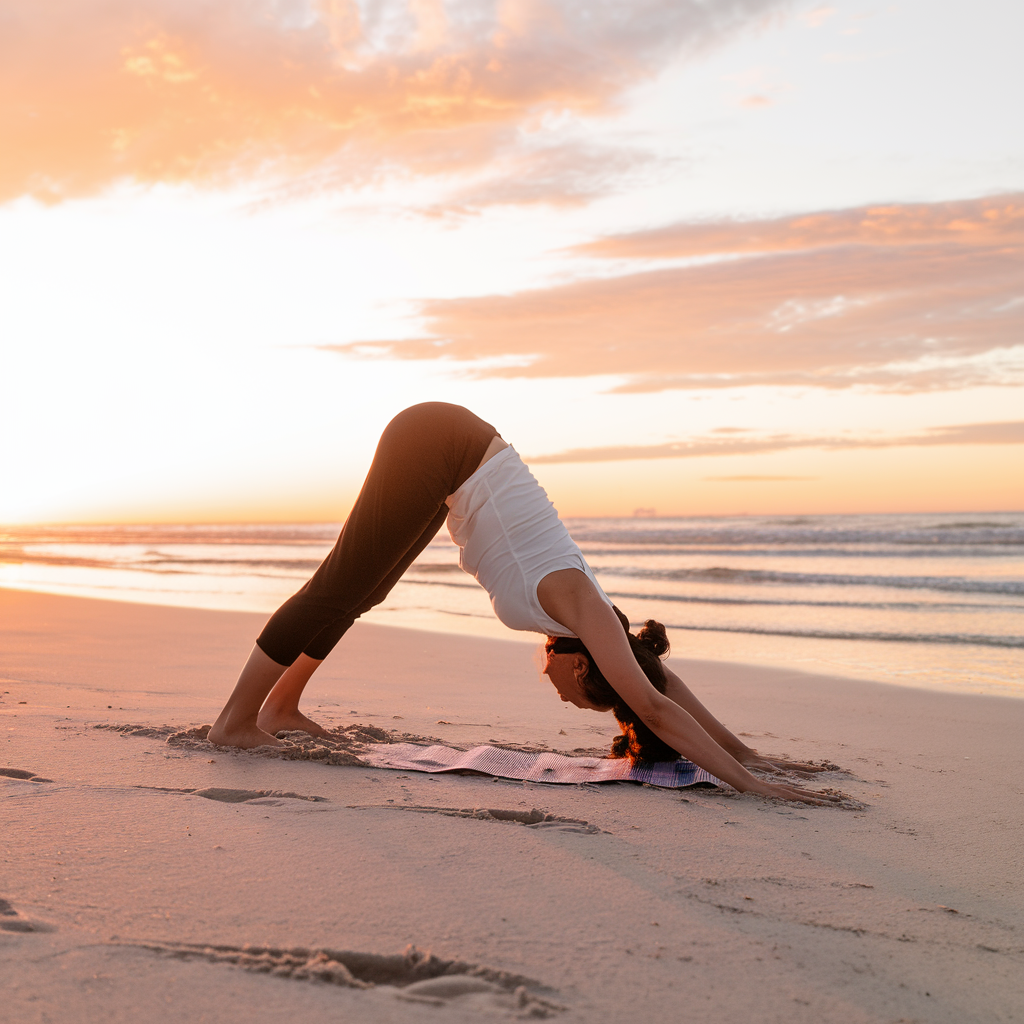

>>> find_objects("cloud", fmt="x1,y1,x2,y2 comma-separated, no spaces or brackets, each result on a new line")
570,193,1024,259
327,193,1024,391
800,6,835,28
525,420,1024,464
0,0,786,203
420,138,668,214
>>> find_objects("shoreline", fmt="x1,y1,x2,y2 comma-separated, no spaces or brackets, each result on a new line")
2,588,1022,1022
2,581,1019,702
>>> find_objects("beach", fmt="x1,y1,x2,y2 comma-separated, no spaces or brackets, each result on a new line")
2,586,1022,1023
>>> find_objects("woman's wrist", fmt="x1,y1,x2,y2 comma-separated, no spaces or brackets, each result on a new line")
731,744,759,764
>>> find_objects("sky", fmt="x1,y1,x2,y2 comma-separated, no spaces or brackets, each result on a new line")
1,0,1021,523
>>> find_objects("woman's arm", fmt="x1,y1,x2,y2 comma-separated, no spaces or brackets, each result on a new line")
661,664,753,760
662,665,829,776
538,570,835,805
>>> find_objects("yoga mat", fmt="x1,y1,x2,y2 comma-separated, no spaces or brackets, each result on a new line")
359,742,724,789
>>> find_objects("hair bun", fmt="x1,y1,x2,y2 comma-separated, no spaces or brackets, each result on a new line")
636,619,669,658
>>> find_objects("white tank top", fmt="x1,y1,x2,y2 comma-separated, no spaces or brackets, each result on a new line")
445,446,614,636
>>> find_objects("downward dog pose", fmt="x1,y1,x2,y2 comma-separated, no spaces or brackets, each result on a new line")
210,403,835,805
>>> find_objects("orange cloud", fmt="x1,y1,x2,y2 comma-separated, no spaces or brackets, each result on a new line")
526,420,1024,464
0,0,785,203
570,193,1024,259
325,193,1024,390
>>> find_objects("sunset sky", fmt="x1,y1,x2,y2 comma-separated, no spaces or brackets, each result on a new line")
1,0,1021,523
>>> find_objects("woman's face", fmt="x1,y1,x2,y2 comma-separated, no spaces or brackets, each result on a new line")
542,649,609,711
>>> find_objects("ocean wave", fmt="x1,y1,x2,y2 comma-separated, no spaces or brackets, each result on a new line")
576,545,1018,559
142,556,325,572
0,550,326,573
0,525,342,546
601,589,1017,612
564,515,1024,549
572,532,1024,548
596,565,1024,596
654,622,1024,649
399,577,481,590
6,514,1022,552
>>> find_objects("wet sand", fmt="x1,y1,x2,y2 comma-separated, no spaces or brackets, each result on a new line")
1,587,1021,1022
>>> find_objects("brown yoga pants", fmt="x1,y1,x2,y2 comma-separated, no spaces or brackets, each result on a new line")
255,402,498,666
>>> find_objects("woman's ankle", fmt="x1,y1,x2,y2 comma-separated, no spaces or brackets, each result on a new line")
257,706,331,739
257,697,293,722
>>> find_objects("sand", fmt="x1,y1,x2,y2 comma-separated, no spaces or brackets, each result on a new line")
1,586,1021,1023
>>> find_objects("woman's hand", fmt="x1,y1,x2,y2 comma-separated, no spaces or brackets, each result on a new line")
737,750,836,777
746,779,844,806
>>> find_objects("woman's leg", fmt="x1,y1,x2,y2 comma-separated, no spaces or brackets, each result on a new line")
208,644,291,748
210,403,497,748
256,654,328,738
255,403,497,666
208,505,453,748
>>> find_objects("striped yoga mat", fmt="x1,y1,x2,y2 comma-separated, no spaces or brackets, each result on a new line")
359,742,724,789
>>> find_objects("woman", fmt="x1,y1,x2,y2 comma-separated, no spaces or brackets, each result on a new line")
210,403,834,805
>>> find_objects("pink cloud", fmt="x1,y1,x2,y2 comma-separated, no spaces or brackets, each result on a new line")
526,421,1024,464
324,193,1024,391
570,193,1024,260
0,0,786,203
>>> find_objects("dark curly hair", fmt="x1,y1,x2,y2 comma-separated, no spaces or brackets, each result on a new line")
545,608,678,764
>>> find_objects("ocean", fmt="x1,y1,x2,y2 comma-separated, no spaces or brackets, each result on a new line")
1,512,1021,698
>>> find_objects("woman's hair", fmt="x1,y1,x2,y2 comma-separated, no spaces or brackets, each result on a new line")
546,609,678,764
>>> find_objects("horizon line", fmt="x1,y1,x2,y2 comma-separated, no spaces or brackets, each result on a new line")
3,508,1022,529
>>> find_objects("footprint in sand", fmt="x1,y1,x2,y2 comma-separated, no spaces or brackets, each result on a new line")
193,787,329,805
134,785,328,804
0,897,56,934
397,974,558,1014
348,804,604,834
0,768,53,783
123,940,563,1017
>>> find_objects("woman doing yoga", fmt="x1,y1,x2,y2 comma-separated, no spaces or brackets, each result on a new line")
209,403,835,805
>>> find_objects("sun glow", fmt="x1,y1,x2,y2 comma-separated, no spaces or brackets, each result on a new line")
1,0,1021,525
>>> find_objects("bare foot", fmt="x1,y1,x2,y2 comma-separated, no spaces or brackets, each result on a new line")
256,707,333,740
208,721,284,749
